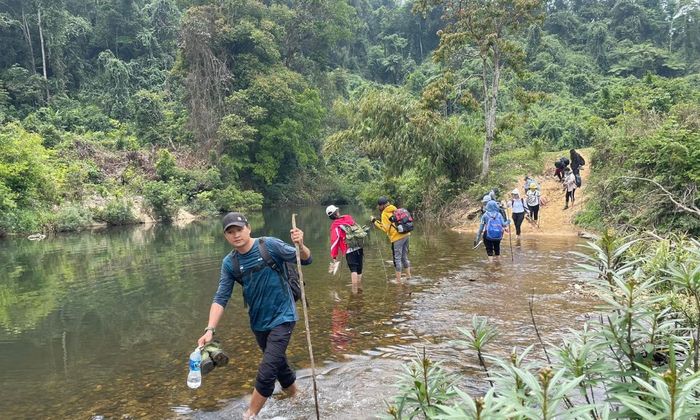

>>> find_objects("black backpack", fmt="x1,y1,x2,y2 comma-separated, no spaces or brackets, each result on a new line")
230,237,302,305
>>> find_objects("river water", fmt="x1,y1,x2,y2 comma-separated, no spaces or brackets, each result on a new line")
0,206,595,419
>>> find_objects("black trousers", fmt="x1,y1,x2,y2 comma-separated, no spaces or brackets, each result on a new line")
484,238,501,256
566,190,576,204
512,212,525,235
253,321,296,397
529,204,540,220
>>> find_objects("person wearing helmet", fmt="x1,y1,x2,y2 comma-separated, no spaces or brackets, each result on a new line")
526,183,541,222
326,204,365,293
507,189,528,237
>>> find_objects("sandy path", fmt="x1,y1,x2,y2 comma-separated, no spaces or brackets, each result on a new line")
455,149,592,237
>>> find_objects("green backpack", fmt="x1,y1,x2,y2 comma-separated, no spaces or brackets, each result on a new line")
340,223,369,249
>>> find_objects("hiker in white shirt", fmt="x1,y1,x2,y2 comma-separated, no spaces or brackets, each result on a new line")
563,169,577,210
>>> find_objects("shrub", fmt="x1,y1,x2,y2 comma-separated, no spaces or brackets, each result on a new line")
53,203,93,232
142,181,181,221
187,191,218,216
214,186,263,212
0,208,45,234
96,199,139,225
155,149,178,181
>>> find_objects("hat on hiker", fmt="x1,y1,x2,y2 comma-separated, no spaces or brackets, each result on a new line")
511,189,520,195
377,196,389,206
325,204,339,217
222,212,248,231
529,183,537,189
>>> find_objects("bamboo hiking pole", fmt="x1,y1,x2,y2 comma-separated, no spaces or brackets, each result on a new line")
507,207,514,262
291,214,320,420
372,220,390,282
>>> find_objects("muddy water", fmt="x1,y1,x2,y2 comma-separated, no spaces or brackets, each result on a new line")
0,206,595,419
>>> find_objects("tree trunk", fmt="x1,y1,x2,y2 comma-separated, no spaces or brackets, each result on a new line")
38,6,50,100
480,50,501,179
21,7,37,74
418,20,424,61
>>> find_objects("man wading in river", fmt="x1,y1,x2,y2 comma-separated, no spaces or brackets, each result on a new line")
371,196,412,283
197,212,312,419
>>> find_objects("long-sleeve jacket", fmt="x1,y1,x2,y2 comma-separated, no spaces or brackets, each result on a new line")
476,200,510,241
564,173,577,192
329,214,357,259
372,204,410,243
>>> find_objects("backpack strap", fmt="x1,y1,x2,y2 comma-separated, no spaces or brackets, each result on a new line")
258,237,294,298
257,237,285,278
230,252,243,285
230,238,284,282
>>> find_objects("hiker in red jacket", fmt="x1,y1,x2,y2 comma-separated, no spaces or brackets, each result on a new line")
327,205,365,293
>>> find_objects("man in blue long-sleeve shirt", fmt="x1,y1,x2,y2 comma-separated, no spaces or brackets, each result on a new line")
197,212,312,419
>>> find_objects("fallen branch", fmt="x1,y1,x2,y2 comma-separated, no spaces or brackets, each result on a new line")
617,176,700,217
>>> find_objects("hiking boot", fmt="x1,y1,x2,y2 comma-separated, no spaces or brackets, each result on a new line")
203,340,229,367
563,205,569,210
200,349,215,376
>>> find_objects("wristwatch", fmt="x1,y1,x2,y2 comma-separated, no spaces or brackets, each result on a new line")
204,327,216,335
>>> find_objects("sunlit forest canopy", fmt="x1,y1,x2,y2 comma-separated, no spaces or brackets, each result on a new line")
0,0,698,235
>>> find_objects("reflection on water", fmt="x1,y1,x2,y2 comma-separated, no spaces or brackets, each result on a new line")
0,206,595,419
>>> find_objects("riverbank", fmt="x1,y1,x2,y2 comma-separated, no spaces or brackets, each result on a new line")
453,149,593,237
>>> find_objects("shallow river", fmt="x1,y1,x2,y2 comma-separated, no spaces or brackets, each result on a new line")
0,206,595,419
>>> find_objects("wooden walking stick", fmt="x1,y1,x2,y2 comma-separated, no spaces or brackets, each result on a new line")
372,219,389,282
507,207,514,262
291,214,320,420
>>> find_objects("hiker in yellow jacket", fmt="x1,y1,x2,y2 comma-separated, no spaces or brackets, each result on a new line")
371,196,411,282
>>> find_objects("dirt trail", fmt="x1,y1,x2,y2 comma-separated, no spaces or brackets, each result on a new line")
455,149,592,237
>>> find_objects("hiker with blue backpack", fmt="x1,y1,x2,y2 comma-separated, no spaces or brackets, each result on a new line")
196,212,312,420
326,204,367,293
474,200,510,260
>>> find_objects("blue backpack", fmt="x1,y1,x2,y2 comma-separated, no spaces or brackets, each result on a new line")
485,213,504,240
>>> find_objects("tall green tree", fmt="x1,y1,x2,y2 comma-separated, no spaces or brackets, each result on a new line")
415,0,543,178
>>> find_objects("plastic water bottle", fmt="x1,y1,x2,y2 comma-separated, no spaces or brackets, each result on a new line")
187,347,202,389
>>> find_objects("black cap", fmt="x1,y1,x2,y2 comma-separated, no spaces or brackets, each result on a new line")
222,212,248,231
377,196,389,206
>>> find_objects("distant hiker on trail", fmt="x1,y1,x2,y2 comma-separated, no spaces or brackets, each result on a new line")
523,176,538,192
526,183,542,222
196,212,312,420
563,168,577,209
482,188,507,219
475,200,510,260
326,204,366,293
569,149,585,176
481,188,497,213
554,157,570,181
371,196,411,283
507,189,527,238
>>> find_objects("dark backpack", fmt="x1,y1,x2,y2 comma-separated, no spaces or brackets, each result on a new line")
575,174,582,187
339,223,369,249
389,208,414,233
230,237,302,305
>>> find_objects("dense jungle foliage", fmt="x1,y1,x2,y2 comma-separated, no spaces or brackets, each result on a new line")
0,0,698,235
